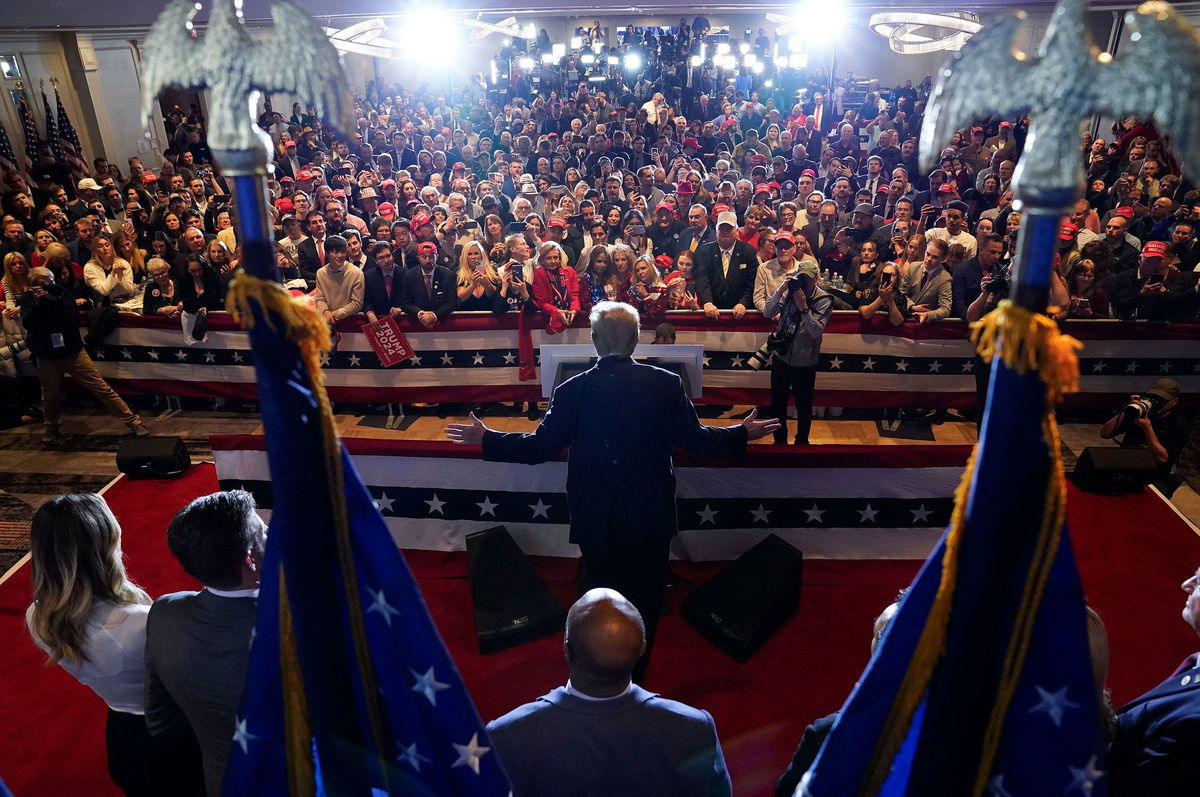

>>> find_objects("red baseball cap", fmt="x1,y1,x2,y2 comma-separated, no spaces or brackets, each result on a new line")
380,179,398,188
417,241,438,255
1142,240,1168,258
411,211,433,228
999,121,1012,128
1058,222,1080,240
1115,206,1135,219
275,198,294,213
655,202,675,214
284,140,297,149
331,188,346,199
676,181,695,195
453,162,467,170
654,254,675,271
801,169,817,179
142,172,158,183
682,137,701,149
378,202,397,218
712,203,732,215
547,215,568,229
937,183,957,194
774,230,795,243
297,170,314,181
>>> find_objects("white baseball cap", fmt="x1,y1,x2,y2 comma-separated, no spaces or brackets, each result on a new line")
716,211,738,228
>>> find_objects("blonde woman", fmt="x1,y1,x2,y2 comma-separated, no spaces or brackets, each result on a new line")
2,251,31,316
113,228,147,284
455,241,503,311
31,228,58,269
83,236,136,302
606,243,636,303
26,493,202,794
142,258,181,317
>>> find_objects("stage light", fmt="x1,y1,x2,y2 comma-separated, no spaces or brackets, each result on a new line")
743,53,757,66
789,53,808,68
503,38,510,46
721,54,737,70
690,55,702,67
519,56,534,69
717,42,731,55
541,53,555,64
525,22,535,38
570,36,582,49
764,79,774,87
739,42,751,54
867,11,982,53
800,0,847,37
552,43,565,58
580,53,595,65
624,52,642,71
588,75,605,82
753,62,764,74
775,56,789,68
400,9,456,64
592,41,603,53
490,58,498,83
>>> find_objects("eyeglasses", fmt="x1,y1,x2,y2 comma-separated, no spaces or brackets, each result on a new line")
775,241,794,249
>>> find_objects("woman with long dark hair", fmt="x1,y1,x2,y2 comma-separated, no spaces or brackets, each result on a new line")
26,493,203,795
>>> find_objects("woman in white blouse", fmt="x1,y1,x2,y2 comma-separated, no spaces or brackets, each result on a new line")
82,237,136,303
26,493,203,795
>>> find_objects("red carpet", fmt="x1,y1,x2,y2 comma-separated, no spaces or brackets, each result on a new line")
1,465,1197,796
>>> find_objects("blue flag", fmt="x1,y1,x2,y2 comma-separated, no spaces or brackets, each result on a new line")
218,202,509,795
804,306,1105,797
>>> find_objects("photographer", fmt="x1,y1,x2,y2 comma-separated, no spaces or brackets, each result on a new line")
762,261,832,445
1100,378,1190,496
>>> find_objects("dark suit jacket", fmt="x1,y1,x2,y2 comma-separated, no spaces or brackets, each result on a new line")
362,266,405,316
694,239,757,309
145,590,257,797
775,712,838,797
398,265,457,320
1109,660,1200,796
487,685,732,797
482,356,747,547
295,237,324,284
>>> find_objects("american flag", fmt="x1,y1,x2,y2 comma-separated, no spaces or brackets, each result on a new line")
0,118,17,177
41,90,62,163
54,88,88,183
15,92,39,183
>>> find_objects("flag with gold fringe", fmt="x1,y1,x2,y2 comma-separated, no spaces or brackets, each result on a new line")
216,233,510,795
802,302,1106,796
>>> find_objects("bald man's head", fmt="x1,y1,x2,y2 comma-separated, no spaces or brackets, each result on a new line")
564,589,646,694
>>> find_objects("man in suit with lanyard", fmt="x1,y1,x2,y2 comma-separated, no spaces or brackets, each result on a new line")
695,211,758,319
446,303,779,677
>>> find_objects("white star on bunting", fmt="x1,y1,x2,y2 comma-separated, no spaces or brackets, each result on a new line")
895,359,909,372
702,356,711,367
1091,361,1106,373
396,741,430,772
376,494,394,513
927,360,942,373
750,504,771,523
231,351,244,363
961,360,974,373
803,504,825,524
828,356,843,370
1125,361,1139,373
529,498,550,519
696,504,718,524
410,666,450,706
408,353,422,366
366,587,401,626
451,733,491,775
441,352,454,366
472,352,485,365
175,350,188,361
425,493,446,515
204,351,216,363
147,350,159,360
349,354,362,366
1028,684,1079,727
858,504,878,523
476,496,498,517
1159,361,1172,373
94,348,105,359
502,351,517,364
121,348,133,360
730,354,744,368
910,504,932,523
862,357,877,371
232,717,257,754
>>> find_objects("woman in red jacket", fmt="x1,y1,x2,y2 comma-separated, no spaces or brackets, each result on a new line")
531,241,580,334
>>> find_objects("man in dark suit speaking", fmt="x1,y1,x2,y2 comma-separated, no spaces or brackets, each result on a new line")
446,302,778,672
487,588,732,797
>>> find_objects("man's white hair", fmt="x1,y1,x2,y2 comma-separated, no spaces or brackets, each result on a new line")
589,301,640,358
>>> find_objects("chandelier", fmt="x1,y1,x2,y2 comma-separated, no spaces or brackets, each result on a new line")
868,11,983,54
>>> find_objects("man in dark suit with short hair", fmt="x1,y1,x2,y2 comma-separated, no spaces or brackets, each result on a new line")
487,588,733,797
362,242,404,323
695,211,758,318
398,241,457,328
446,303,778,674
145,490,264,797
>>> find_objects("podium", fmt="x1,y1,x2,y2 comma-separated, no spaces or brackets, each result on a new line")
539,344,706,398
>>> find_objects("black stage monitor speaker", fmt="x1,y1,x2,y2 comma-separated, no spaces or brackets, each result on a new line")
681,534,803,661
1073,446,1157,493
116,436,191,480
466,526,565,654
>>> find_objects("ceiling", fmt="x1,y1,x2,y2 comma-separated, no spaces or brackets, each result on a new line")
0,0,1092,33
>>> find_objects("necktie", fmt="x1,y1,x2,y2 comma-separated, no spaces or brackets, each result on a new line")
316,238,325,266
384,271,393,296
425,271,434,300
721,248,731,278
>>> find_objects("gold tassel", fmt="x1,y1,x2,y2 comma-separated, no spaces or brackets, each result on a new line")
225,271,333,393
